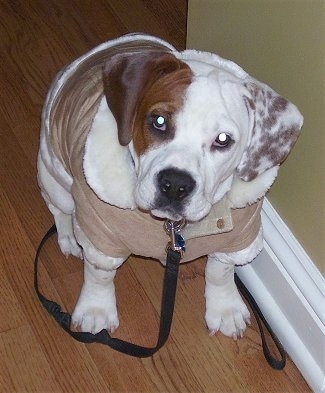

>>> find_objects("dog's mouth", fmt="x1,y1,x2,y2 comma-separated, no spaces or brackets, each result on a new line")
150,207,185,222
149,198,212,223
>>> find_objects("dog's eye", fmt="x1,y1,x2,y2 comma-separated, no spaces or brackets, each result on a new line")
151,115,167,131
212,133,233,149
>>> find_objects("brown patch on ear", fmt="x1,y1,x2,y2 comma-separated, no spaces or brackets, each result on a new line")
103,51,192,147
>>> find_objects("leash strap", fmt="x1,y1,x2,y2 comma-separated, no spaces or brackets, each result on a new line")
234,273,286,369
34,225,286,367
34,225,181,357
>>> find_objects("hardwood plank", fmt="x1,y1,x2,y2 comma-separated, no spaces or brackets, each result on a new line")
0,186,109,392
0,325,63,393
0,263,27,333
105,0,187,49
0,117,51,246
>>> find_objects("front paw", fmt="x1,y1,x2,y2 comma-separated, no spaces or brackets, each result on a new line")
58,233,82,259
72,296,119,334
205,291,250,340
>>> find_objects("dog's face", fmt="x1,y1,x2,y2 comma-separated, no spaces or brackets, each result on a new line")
103,51,302,222
130,74,252,221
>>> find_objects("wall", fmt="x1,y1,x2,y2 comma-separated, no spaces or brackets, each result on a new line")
187,0,324,274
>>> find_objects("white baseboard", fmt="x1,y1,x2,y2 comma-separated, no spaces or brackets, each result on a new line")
235,198,325,393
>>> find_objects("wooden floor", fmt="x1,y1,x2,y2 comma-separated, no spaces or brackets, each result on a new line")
0,1,311,392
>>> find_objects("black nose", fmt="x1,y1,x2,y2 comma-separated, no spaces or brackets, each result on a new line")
157,168,196,201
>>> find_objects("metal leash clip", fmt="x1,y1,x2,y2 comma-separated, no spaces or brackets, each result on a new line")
164,218,186,258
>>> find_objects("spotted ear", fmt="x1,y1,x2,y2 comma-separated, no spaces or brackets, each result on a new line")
237,80,303,181
103,51,189,146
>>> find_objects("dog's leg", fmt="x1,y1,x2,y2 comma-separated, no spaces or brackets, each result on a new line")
205,259,250,339
38,155,82,258
72,218,125,334
205,229,263,339
46,202,82,258
72,259,120,333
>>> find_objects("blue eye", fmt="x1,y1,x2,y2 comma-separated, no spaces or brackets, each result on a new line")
152,115,167,131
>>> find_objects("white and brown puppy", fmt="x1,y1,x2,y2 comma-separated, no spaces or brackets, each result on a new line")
38,34,303,339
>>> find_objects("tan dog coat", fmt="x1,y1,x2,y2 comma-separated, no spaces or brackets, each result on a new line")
46,37,262,263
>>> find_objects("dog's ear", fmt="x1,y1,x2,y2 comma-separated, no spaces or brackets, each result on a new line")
237,80,303,181
103,51,188,146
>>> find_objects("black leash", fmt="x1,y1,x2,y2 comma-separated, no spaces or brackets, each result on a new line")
34,225,286,367
234,273,286,369
34,224,181,357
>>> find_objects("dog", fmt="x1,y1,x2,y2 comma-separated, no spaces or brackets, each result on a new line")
37,33,303,340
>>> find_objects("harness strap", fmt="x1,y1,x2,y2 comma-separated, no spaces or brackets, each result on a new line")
34,225,286,366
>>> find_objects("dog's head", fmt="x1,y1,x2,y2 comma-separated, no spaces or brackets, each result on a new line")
91,49,303,222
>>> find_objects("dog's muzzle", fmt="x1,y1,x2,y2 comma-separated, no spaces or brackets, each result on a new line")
154,167,196,217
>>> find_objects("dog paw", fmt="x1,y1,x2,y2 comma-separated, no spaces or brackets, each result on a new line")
72,303,119,334
205,292,250,340
58,234,82,259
